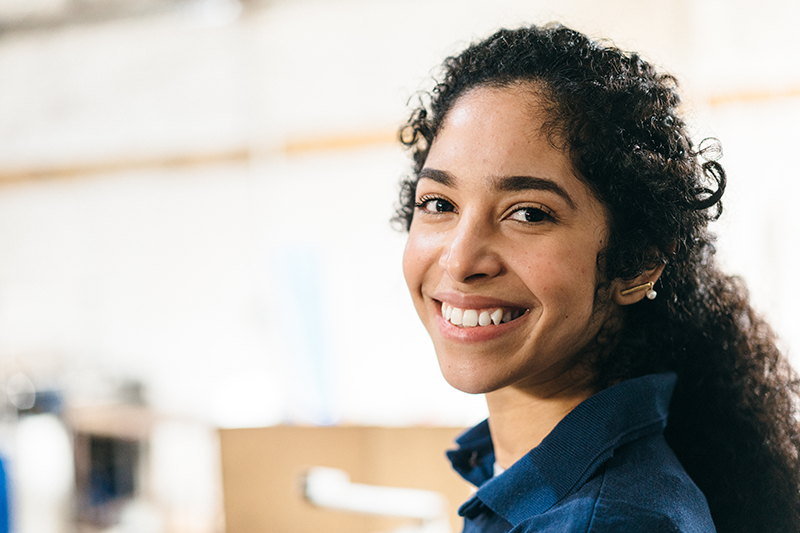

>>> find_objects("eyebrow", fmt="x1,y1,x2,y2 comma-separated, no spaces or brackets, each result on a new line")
419,168,454,186
419,168,576,209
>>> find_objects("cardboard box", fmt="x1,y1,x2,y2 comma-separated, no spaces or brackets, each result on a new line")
220,426,473,533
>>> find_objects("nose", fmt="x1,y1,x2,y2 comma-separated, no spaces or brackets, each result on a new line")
439,216,503,283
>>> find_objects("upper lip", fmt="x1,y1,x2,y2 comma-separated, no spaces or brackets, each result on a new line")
431,291,529,310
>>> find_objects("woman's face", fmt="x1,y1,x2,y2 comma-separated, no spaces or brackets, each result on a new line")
402,86,619,396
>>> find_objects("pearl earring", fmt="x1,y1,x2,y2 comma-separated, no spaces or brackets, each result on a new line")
646,284,657,300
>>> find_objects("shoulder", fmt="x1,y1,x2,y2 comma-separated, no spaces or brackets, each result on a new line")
510,434,716,533
510,480,715,533
510,498,703,533
586,434,716,533
583,500,712,533
512,503,701,533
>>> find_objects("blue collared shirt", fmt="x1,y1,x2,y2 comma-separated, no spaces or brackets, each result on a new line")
447,373,716,532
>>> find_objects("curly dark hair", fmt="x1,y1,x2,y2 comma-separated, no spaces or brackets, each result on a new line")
395,24,800,533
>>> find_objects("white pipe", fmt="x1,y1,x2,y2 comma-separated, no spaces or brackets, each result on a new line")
302,466,449,523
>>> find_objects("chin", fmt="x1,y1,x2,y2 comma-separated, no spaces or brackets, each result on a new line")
438,360,507,395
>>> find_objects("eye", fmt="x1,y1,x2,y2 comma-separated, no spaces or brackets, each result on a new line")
415,195,455,214
507,205,554,223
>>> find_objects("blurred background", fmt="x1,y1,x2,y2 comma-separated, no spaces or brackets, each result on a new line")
0,0,797,531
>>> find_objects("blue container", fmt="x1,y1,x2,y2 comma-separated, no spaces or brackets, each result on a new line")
0,455,8,533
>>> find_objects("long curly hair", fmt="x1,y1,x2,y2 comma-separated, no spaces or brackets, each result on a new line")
395,24,800,533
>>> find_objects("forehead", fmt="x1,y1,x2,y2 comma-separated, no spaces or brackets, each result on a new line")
428,86,573,185
444,85,548,138
435,86,562,159
424,85,607,219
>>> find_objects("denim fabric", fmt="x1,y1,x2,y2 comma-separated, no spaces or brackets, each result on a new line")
447,373,716,533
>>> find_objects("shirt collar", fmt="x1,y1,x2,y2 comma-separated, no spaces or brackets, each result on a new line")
447,372,677,526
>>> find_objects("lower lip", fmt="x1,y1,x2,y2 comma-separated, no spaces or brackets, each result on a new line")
435,311,526,343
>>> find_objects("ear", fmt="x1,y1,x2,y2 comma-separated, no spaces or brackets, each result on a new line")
611,263,666,306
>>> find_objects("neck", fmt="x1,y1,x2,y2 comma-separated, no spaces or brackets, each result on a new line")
485,373,596,470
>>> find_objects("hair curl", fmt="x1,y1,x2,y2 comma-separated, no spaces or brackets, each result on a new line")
396,24,800,533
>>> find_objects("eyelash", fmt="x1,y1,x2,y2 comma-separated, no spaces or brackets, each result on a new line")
414,195,455,214
414,195,556,224
507,204,556,223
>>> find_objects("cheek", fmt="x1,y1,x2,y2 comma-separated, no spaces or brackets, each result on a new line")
401,240,417,288
516,244,599,301
402,230,432,292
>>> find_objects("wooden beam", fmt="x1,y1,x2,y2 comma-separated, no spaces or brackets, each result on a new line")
706,86,800,107
283,130,397,154
0,130,399,185
0,148,252,184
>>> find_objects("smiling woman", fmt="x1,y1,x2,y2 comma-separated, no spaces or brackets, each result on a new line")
397,24,800,533
403,86,616,402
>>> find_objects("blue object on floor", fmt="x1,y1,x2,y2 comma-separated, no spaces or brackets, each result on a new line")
0,455,8,533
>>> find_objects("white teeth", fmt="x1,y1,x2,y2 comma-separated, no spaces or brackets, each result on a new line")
490,309,503,325
462,310,479,327
442,304,524,328
442,302,452,320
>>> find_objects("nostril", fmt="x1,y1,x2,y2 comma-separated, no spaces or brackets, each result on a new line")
439,230,503,282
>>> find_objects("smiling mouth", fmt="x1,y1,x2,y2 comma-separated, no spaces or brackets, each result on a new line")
440,302,527,328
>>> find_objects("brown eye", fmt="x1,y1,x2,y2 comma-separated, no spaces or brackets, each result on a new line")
509,206,552,223
416,197,455,213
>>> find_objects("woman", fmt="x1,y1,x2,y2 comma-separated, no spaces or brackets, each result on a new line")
396,24,800,533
